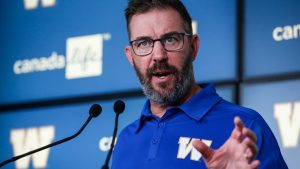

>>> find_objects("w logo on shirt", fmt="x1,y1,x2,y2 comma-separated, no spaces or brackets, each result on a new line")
177,137,212,161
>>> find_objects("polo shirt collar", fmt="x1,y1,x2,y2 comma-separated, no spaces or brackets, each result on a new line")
135,83,222,133
135,100,152,133
179,83,222,121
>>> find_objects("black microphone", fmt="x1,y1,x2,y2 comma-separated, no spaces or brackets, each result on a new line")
0,104,102,168
102,100,125,169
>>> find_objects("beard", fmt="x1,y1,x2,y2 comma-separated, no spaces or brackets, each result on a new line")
133,54,194,106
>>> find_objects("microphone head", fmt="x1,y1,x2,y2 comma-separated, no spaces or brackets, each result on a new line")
89,104,102,117
113,100,125,114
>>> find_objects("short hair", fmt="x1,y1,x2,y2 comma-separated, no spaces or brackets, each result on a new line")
125,0,192,38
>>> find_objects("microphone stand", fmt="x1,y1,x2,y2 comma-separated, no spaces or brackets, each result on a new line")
101,113,120,169
101,100,125,169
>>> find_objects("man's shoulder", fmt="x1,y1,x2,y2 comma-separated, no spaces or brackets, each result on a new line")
214,99,264,124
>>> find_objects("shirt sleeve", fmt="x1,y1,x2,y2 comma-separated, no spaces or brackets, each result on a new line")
248,114,288,169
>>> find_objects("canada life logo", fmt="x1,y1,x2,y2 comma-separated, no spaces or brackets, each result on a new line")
65,34,110,79
13,33,111,80
272,23,300,42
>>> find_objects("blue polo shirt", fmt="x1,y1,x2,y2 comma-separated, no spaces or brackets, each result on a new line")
111,84,287,169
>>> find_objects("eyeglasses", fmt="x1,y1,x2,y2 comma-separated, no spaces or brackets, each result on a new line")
129,32,191,56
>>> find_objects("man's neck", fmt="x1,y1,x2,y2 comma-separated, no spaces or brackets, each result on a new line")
150,84,201,118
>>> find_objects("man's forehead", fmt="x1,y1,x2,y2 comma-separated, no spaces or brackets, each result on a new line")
129,8,185,39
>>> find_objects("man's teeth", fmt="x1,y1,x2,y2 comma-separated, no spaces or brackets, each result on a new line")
158,75,166,79
153,72,170,79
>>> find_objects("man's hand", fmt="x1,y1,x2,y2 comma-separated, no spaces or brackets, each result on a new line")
192,116,260,169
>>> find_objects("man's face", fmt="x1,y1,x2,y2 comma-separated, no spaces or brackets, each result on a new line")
125,8,198,106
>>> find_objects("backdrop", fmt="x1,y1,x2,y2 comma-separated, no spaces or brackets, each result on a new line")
0,0,299,168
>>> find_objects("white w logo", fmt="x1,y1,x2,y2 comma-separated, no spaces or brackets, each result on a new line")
10,126,55,169
23,0,56,10
274,101,300,148
177,137,212,161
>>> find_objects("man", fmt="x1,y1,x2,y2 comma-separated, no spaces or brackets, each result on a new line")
112,0,288,168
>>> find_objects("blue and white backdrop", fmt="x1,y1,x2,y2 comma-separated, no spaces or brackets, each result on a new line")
0,0,299,168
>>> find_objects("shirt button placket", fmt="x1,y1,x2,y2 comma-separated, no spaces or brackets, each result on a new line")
159,122,165,128
148,121,166,159
152,138,159,144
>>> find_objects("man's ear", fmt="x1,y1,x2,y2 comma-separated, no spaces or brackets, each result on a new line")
125,46,134,66
191,34,200,61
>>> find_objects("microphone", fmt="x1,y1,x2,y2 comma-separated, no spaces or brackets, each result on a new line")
0,104,102,168
102,100,125,169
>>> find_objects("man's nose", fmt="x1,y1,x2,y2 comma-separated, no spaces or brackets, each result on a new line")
151,40,168,62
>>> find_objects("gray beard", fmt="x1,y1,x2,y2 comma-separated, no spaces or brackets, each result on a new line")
134,56,194,106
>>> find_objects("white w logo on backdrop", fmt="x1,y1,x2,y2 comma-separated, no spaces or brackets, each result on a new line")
274,101,300,148
23,0,56,10
10,126,55,169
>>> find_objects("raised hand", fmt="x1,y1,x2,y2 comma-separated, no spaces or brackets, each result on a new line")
193,116,260,169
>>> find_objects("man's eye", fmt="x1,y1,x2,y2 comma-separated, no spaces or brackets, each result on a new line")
165,36,179,44
137,40,152,48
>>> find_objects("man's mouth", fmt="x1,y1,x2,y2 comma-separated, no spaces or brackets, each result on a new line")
152,71,172,79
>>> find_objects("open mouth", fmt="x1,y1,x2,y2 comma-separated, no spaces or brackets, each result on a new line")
152,71,172,79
